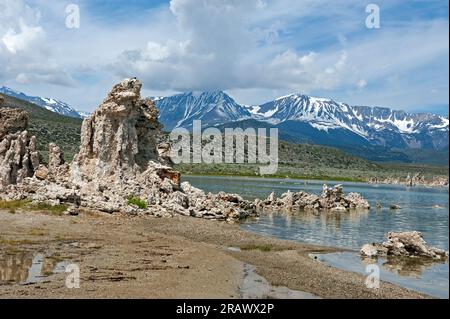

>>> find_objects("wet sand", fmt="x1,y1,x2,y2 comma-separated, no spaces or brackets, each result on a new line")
0,209,429,299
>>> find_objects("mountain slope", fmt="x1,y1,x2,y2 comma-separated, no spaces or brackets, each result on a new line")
155,91,251,130
0,93,82,161
0,87,87,119
249,94,448,151
155,91,448,164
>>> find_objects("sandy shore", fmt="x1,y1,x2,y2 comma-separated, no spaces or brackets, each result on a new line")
0,209,429,299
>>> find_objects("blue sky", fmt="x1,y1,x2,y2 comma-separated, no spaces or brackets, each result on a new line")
0,0,448,115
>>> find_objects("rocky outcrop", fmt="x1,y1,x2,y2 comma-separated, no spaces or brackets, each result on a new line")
369,174,449,187
0,108,41,187
157,142,173,166
360,231,448,260
70,78,160,189
0,78,257,223
427,175,449,187
0,107,29,140
257,184,370,212
34,143,70,183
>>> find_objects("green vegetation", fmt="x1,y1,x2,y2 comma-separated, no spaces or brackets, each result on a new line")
1,93,82,162
27,228,48,236
0,199,31,210
0,200,67,216
28,202,68,216
169,132,448,182
127,196,148,209
240,244,277,252
0,236,34,245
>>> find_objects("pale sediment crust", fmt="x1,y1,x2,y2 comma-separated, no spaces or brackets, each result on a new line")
0,209,429,299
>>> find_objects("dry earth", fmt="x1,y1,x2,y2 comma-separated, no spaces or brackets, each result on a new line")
0,209,430,299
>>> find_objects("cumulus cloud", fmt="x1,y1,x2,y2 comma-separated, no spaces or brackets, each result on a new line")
0,0,448,112
111,0,350,92
0,0,75,87
2,19,44,54
109,0,448,105
110,0,265,91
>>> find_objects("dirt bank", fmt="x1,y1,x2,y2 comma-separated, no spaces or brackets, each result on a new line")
0,209,428,299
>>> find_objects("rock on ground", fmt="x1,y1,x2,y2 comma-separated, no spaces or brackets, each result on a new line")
0,108,41,187
360,231,449,260
369,174,449,187
0,107,29,140
258,184,370,212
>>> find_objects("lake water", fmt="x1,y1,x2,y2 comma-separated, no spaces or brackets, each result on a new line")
184,175,449,298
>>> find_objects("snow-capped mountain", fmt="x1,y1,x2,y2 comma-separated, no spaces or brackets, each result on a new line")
249,94,448,150
0,87,88,119
154,91,251,130
155,91,448,156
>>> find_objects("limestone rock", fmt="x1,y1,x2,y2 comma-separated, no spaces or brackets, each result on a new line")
261,184,369,212
369,174,449,187
361,231,449,260
70,78,160,189
0,108,42,187
344,192,370,209
64,205,79,216
0,107,29,140
0,122,41,187
34,165,49,180
360,244,379,258
157,142,173,166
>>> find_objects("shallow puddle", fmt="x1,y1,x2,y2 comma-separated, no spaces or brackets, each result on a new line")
0,251,69,285
240,264,319,299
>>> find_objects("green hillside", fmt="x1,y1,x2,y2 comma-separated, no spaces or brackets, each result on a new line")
0,93,82,162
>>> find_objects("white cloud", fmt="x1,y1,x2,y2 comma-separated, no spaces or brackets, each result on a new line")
357,79,367,89
108,0,448,108
0,0,448,113
0,0,74,87
110,0,267,91
2,19,44,54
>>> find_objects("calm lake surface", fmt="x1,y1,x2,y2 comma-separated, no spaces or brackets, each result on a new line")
184,175,449,298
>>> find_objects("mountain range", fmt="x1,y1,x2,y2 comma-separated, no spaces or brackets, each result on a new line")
0,87,88,119
1,86,448,164
154,91,252,129
154,91,449,164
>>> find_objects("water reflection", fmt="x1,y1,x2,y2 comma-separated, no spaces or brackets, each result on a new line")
262,207,370,223
380,256,448,279
0,251,68,284
240,264,319,299
185,176,449,298
317,252,449,298
0,251,33,283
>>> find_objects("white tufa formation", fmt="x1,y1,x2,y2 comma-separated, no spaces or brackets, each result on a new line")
0,79,258,223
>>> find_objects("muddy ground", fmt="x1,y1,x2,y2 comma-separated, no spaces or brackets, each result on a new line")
0,209,428,299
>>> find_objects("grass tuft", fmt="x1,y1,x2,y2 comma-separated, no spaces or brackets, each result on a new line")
28,202,68,215
0,200,67,216
240,244,275,252
0,200,31,210
27,228,48,236
127,196,148,209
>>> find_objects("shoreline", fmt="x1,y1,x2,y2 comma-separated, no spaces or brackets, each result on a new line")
182,173,450,188
0,209,430,299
